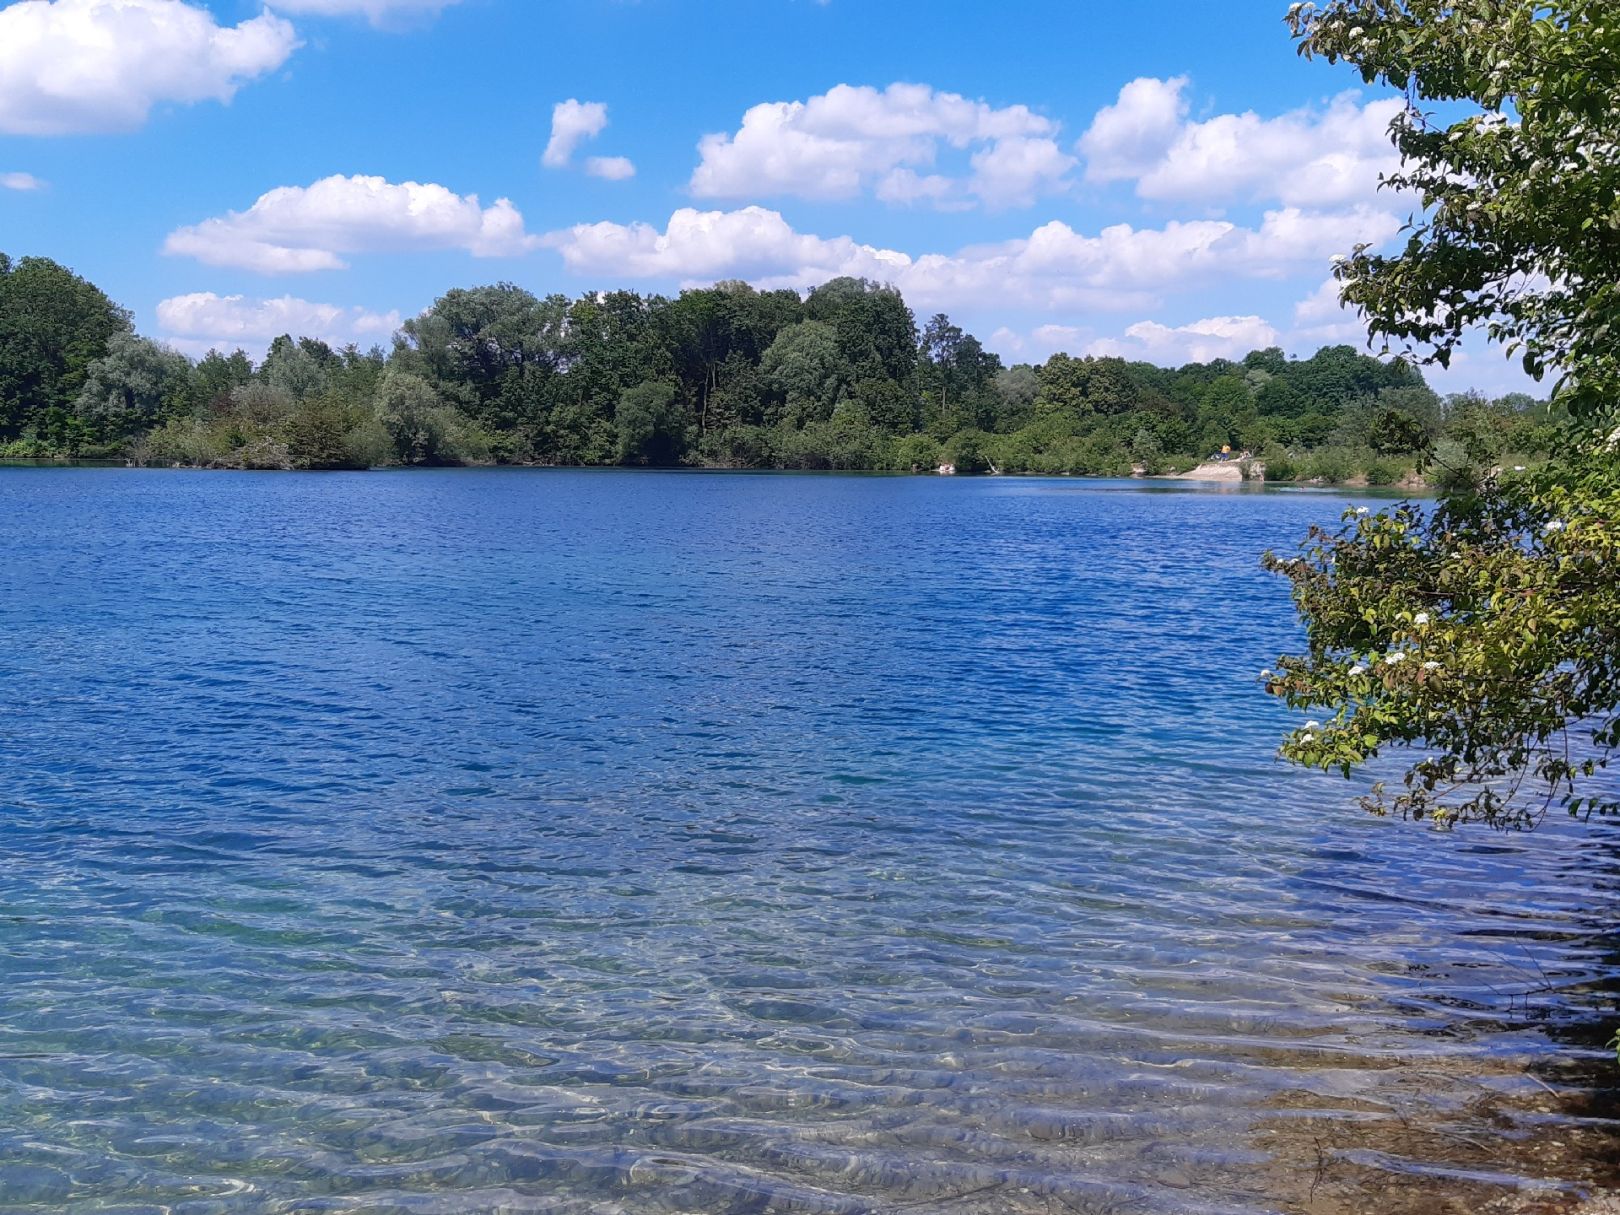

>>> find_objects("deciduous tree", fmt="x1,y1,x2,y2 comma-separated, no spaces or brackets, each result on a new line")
1265,0,1620,827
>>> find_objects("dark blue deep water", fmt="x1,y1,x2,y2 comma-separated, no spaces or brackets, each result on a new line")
0,469,1615,1214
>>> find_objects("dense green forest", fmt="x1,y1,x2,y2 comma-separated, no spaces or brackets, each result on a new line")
0,251,1558,481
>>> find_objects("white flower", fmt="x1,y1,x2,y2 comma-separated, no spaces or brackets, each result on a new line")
1301,732,1316,743
1544,520,1566,534
1423,661,1441,671
1349,664,1368,676
1354,506,1370,516
1305,720,1322,730
1260,668,1273,679
1414,612,1430,625
1513,465,1526,472
1385,652,1407,665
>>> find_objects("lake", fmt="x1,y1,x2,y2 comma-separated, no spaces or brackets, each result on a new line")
0,468,1614,1214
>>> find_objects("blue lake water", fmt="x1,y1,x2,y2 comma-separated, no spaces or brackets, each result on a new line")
0,468,1614,1214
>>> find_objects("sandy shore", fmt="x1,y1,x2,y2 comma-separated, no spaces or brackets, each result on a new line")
1170,459,1251,482
1253,1049,1619,1215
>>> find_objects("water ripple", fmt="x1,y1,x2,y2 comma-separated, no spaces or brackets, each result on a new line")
0,469,1615,1213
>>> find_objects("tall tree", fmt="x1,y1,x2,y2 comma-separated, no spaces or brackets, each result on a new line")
398,284,568,433
0,255,131,439
1266,0,1620,826
74,335,195,443
762,322,851,428
804,277,918,384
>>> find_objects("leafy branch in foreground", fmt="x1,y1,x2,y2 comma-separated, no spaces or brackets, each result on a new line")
1287,0,1620,418
1269,1,1620,828
1264,455,1620,827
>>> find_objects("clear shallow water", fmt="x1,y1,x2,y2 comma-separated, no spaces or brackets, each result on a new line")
0,468,1614,1215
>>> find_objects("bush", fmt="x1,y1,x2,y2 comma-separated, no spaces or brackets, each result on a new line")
1362,454,1403,486
0,435,60,460
284,399,377,470
776,419,891,470
130,417,232,467
698,425,777,468
988,430,1038,473
945,429,993,474
1301,446,1356,484
345,416,397,469
1261,445,1299,481
615,380,686,466
1430,438,1486,496
1130,425,1165,475
892,432,941,473
1088,437,1136,476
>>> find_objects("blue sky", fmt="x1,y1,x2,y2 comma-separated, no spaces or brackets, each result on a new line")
0,0,1532,394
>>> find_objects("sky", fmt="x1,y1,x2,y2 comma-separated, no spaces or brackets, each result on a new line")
0,0,1535,395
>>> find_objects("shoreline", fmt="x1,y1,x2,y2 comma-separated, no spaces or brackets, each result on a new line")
1253,1043,1619,1214
0,456,1436,492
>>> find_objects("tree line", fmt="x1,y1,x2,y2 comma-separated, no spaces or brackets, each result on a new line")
0,250,1555,480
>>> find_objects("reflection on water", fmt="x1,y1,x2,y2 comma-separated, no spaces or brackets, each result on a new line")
0,469,1614,1214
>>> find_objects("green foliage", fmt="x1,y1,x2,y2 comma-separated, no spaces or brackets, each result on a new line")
1301,446,1357,484
1131,425,1166,475
0,254,131,441
192,349,254,409
699,424,778,469
945,429,993,475
615,380,685,466
1361,455,1403,487
262,335,334,403
373,369,489,466
0,246,1554,481
130,417,233,468
1270,0,1620,829
74,334,194,443
1265,455,1620,827
761,321,849,427
776,418,893,471
892,432,942,472
1261,445,1299,482
1289,0,1620,422
284,397,381,470
803,277,917,384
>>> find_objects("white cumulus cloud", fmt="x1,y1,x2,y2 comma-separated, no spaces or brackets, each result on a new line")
988,324,1090,361
1077,76,1189,183
585,155,636,181
156,292,401,353
163,174,541,273
1080,76,1406,208
543,99,609,168
265,0,464,27
0,0,299,136
1,171,45,190
690,82,1072,210
875,168,962,209
544,205,911,285
968,135,1076,210
1292,275,1368,343
543,203,1403,314
1089,315,1282,364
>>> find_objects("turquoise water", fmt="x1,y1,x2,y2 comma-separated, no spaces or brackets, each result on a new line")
0,468,1613,1214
